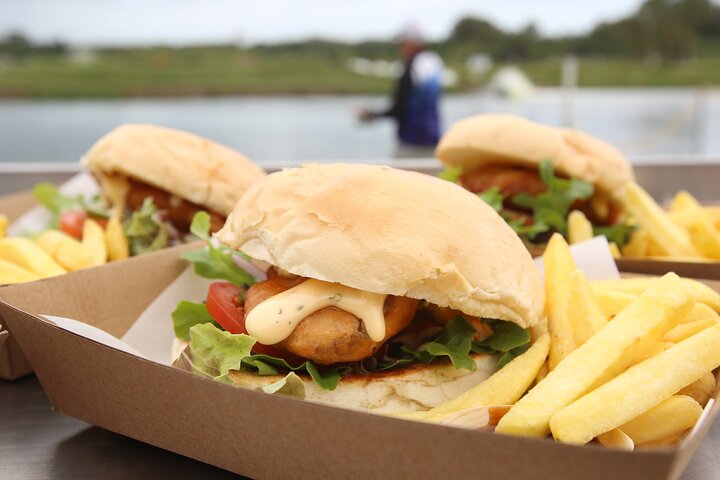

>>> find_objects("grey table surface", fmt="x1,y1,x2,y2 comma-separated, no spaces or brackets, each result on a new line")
1,376,720,480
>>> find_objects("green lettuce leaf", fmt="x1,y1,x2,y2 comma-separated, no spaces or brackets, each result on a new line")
241,353,351,391
477,187,504,212
510,160,594,239
32,182,86,228
188,322,256,378
403,316,532,372
123,197,169,256
258,373,306,397
593,223,636,249
181,212,255,288
408,316,477,371
171,301,217,340
187,322,348,391
437,166,463,183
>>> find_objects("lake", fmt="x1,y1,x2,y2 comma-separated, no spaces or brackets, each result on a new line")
1,88,718,166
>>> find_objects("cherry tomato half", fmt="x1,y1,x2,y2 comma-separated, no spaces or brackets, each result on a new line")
205,282,303,365
59,210,87,240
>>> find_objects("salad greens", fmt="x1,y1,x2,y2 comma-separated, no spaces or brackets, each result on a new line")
32,182,110,228
437,166,463,183
123,197,169,256
511,160,594,239
438,160,632,247
180,212,255,288
187,323,350,390
476,186,504,213
172,301,218,340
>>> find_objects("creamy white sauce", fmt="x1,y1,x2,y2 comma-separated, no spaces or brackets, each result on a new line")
98,173,130,216
245,278,388,345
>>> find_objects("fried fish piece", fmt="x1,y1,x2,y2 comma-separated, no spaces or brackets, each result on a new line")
245,275,419,364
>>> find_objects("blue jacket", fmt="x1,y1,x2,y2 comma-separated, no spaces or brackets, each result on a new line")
374,50,443,147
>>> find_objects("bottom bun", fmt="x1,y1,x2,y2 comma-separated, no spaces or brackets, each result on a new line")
227,354,497,414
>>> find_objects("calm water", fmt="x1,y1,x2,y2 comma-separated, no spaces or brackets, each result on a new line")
0,88,718,166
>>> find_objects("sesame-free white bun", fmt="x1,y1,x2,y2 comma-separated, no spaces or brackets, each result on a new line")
218,163,544,329
436,114,633,197
82,124,266,215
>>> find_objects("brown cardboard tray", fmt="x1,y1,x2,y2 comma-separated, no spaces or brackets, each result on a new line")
0,247,718,480
0,189,46,379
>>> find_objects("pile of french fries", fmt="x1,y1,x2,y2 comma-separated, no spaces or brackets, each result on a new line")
568,182,720,262
399,234,720,450
0,215,128,285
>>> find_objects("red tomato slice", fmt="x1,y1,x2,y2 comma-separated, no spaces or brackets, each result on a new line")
89,215,109,229
59,210,87,240
205,282,303,365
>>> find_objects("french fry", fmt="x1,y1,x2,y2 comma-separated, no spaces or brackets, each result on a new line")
636,429,689,449
534,361,549,386
0,214,7,238
0,257,41,284
595,289,637,319
646,238,667,257
550,324,720,445
82,219,107,266
646,342,674,358
543,234,577,369
0,237,66,278
677,372,716,406
496,273,694,438
663,318,717,343
618,395,703,446
567,270,607,345
682,302,718,323
622,230,650,257
105,217,129,261
608,242,621,259
400,335,550,423
647,255,716,263
670,191,702,213
36,230,94,271
623,182,699,257
440,405,512,430
591,277,720,312
568,210,593,245
597,429,634,451
705,206,720,229
687,220,720,259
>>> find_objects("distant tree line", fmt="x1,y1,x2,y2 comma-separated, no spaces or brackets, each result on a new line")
1,0,718,62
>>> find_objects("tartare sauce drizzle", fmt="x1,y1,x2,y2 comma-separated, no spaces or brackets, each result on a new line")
245,278,388,345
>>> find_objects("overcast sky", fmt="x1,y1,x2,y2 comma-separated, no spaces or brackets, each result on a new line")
4,0,650,46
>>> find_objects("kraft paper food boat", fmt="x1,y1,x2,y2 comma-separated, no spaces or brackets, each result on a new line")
0,238,719,479
0,174,103,379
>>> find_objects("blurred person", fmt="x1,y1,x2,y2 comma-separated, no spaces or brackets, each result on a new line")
358,24,443,158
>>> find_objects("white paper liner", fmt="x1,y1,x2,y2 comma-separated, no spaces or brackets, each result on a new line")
41,314,147,359
120,266,213,365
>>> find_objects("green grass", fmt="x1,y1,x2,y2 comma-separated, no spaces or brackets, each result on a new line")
0,48,718,98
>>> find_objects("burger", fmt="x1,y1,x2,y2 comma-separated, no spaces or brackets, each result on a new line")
173,163,545,414
32,123,266,256
435,114,634,248
84,124,266,233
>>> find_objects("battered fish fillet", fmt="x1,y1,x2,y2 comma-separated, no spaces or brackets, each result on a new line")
126,179,226,232
244,275,419,365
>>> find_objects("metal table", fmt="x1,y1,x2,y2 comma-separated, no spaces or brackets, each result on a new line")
1,376,719,480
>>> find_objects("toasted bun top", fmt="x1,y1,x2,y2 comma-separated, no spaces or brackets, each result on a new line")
435,114,633,197
82,124,266,215
218,163,544,329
